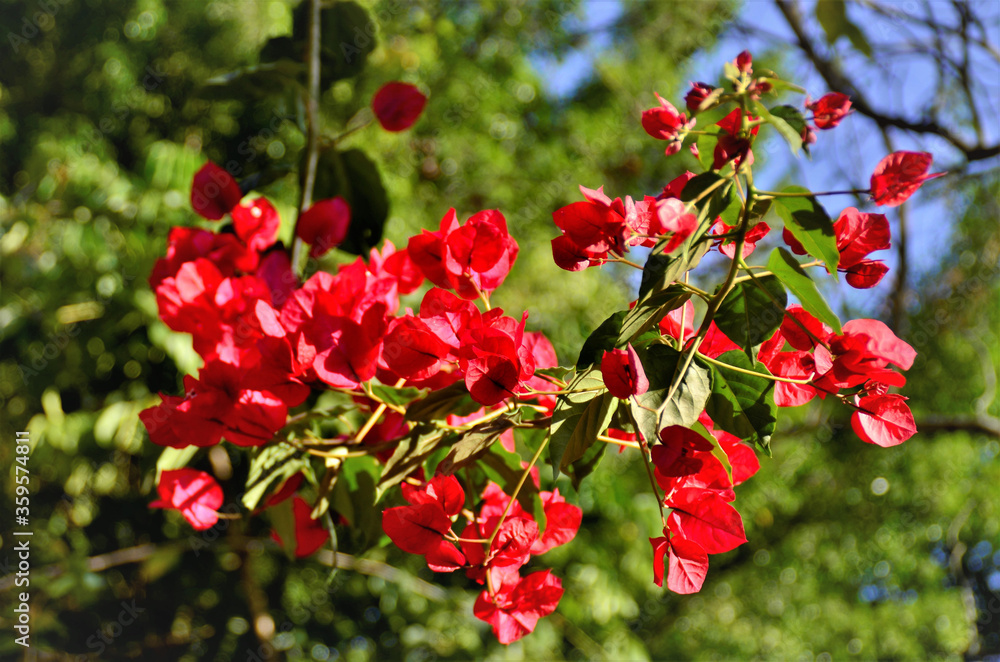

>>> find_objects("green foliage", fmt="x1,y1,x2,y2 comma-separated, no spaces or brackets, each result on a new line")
1,0,995,659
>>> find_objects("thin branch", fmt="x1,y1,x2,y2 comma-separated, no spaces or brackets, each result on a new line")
774,0,1000,162
291,0,323,273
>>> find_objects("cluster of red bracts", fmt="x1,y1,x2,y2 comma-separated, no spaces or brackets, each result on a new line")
382,475,581,644
141,166,552,447
551,184,697,271
648,419,758,594
659,301,918,448
784,206,891,288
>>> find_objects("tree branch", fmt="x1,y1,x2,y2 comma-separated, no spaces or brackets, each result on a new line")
774,0,1000,162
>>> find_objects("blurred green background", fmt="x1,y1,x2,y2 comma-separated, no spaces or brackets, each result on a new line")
1,0,998,660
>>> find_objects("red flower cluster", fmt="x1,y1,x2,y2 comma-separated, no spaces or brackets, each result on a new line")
648,421,756,594
807,92,852,129
408,208,519,301
382,475,581,643
784,207,891,288
713,108,760,170
551,185,696,271
758,307,917,447
641,93,693,155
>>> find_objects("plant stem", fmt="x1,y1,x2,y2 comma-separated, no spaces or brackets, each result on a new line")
697,353,813,384
290,0,322,276
485,435,549,553
754,188,870,198
596,434,642,450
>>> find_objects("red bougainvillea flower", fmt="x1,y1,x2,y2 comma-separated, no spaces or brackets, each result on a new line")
734,50,753,74
601,343,649,399
372,82,427,132
652,198,698,253
666,488,747,555
473,570,564,645
699,412,760,485
684,82,715,113
232,198,280,253
271,496,329,558
458,311,533,406
807,92,851,129
139,359,288,448
659,171,697,200
530,489,583,555
851,393,917,447
191,162,243,220
551,186,628,256
833,207,891,288
650,533,709,594
150,468,223,531
712,219,771,259
642,93,690,155
713,109,759,170
784,207,891,288
296,197,351,258
410,208,519,299
870,151,945,207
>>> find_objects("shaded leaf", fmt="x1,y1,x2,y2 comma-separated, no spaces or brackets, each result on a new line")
774,189,840,275
816,0,873,57
698,351,776,453
312,148,389,255
714,276,787,356
243,443,309,512
577,310,628,369
767,247,842,333
437,416,518,475
376,426,447,497
630,345,711,444
549,369,615,479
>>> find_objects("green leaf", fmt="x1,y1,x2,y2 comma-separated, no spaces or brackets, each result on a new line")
720,197,772,229
758,76,806,94
155,446,199,480
695,132,716,170
714,275,788,356
767,247,843,334
404,382,477,422
698,351,776,453
268,497,300,560
754,102,802,156
681,172,733,221
816,0,873,57
630,345,711,444
616,282,685,350
638,238,710,302
376,425,447,497
769,105,808,136
368,383,425,407
312,148,389,255
773,188,840,276
330,459,381,546
292,1,377,85
242,443,309,512
437,416,517,475
577,310,628,369
549,369,616,479
566,439,609,492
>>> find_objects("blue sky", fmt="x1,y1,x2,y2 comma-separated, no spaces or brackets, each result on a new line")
530,0,1000,317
